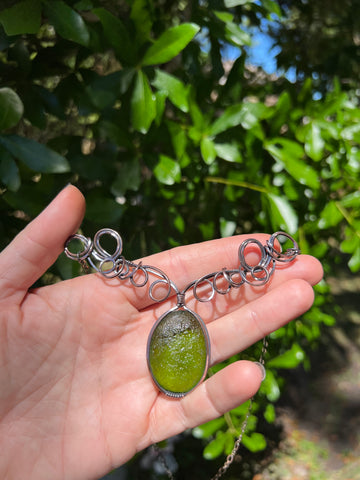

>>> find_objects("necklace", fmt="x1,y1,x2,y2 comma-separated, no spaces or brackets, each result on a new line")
64,229,300,477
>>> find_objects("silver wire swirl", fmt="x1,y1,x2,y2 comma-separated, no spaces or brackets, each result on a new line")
181,232,299,302
64,229,300,305
64,228,173,303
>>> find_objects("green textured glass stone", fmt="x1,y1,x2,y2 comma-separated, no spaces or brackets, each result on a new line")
147,307,210,397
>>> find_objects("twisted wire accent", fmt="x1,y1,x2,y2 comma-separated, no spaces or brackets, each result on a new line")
183,231,300,302
64,228,174,303
64,229,300,305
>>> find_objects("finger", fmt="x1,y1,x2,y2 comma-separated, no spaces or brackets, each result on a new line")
181,360,263,427
146,360,263,445
0,185,85,301
209,278,315,365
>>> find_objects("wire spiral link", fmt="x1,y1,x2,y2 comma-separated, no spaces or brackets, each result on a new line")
64,229,300,304
64,228,174,303
185,231,300,303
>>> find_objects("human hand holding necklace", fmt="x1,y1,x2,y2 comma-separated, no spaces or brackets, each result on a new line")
0,185,323,480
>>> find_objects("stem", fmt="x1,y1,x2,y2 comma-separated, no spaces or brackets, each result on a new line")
224,411,237,434
205,176,269,194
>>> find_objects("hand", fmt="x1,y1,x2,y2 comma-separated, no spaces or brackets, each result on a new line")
0,186,323,480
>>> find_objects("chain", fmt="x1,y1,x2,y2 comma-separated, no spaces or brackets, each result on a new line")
209,336,268,480
152,336,268,480
151,444,176,480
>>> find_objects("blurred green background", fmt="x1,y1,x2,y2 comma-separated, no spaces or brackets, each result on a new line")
1,1,359,478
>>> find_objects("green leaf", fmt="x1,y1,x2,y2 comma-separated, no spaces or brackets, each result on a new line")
142,23,200,66
262,0,282,16
349,245,360,272
214,11,234,23
242,432,267,452
308,307,336,326
0,148,20,191
154,155,181,185
44,1,90,46
318,201,343,229
225,0,256,5
341,123,360,142
167,121,188,160
154,90,167,125
203,432,226,460
220,218,237,237
260,369,280,402
0,87,24,130
264,403,276,424
214,143,242,163
267,343,305,369
224,22,251,47
152,70,189,112
0,0,41,35
231,399,251,416
85,194,124,224
92,8,134,63
266,193,298,234
85,72,123,109
0,135,70,173
74,1,93,10
131,70,156,133
305,122,325,161
265,138,319,189
130,0,153,45
193,417,226,439
200,137,217,165
340,191,360,208
340,234,360,254
173,213,185,233
209,102,268,136
111,159,141,196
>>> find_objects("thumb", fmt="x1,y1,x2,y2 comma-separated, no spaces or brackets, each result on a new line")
0,185,85,301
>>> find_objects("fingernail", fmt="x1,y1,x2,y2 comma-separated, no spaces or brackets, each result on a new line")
254,362,266,381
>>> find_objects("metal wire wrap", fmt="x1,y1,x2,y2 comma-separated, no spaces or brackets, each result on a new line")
64,229,299,304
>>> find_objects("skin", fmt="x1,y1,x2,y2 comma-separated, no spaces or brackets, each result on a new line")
0,185,323,480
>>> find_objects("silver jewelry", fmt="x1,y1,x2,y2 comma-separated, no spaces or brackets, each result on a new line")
64,229,300,479
64,230,299,397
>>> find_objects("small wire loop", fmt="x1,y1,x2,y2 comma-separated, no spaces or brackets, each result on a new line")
130,263,149,288
193,277,215,302
149,278,172,303
213,270,232,295
238,238,269,272
117,257,131,278
98,257,119,278
249,265,270,285
226,269,245,288
266,231,300,262
93,228,123,261
64,234,93,261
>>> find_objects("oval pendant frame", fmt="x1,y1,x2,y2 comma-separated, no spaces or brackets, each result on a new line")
146,305,211,398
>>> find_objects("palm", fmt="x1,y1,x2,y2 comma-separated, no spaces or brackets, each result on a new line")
0,186,323,480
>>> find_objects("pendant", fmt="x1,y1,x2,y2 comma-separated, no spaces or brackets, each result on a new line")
147,306,211,397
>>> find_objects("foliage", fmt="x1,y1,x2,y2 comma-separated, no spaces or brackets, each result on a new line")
1,0,359,473
270,0,360,92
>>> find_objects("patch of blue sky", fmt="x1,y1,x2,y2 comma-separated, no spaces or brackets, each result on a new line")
222,29,296,82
